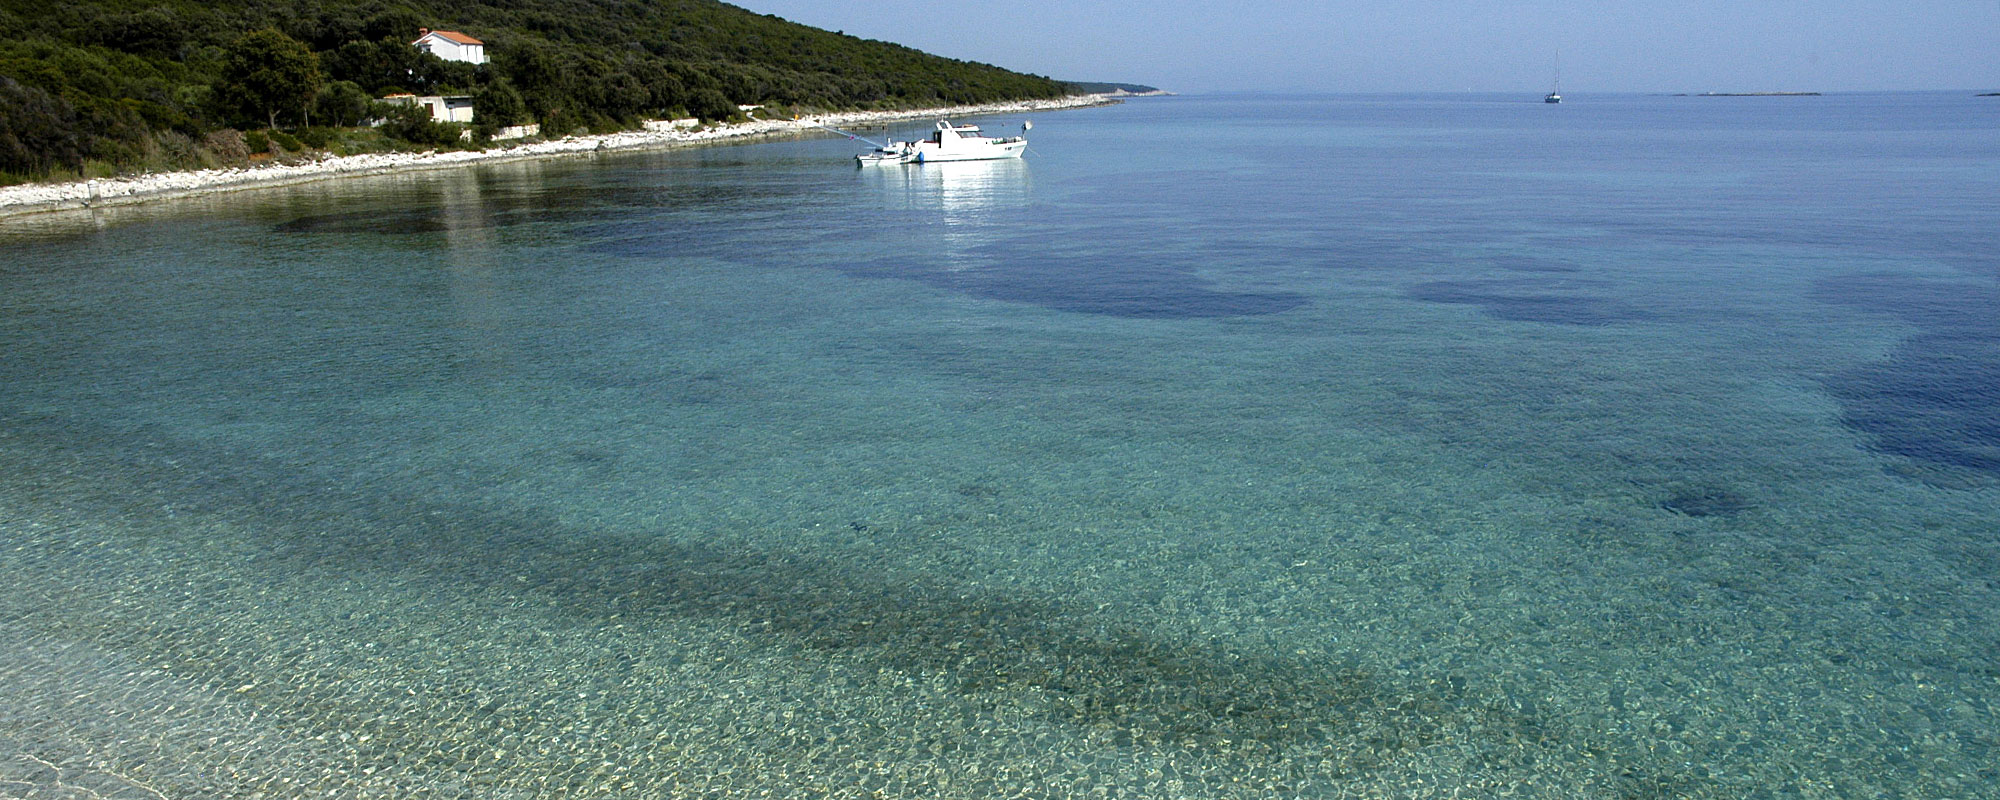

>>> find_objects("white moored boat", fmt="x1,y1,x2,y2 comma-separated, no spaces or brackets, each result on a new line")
856,120,1029,165
855,145,909,165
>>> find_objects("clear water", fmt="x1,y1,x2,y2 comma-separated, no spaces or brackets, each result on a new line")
2,93,1996,798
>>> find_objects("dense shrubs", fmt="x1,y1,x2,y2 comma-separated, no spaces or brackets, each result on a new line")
295,126,333,148
0,76,83,176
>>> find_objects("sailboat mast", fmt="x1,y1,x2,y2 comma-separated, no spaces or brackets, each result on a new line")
1545,49,1563,103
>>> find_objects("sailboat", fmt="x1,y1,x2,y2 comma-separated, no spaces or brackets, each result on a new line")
1545,51,1563,103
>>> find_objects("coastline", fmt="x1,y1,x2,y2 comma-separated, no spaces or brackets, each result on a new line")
0,94,1117,219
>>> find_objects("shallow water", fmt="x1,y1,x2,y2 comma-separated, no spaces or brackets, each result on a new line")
2,93,1997,798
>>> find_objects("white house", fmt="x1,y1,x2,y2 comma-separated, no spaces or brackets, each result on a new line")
412,29,487,65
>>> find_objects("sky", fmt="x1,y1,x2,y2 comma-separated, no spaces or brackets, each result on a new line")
730,0,2000,93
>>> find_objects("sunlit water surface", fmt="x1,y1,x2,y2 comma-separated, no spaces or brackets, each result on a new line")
3,93,1997,798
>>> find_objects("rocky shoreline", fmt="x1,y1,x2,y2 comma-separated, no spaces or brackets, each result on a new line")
0,94,1117,219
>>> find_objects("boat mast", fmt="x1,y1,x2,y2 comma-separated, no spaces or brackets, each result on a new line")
1544,49,1563,103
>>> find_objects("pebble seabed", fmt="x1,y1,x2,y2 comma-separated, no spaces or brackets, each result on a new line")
2,412,1994,799
0,94,1114,218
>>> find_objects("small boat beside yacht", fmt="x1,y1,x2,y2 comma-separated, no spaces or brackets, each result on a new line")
855,144,910,165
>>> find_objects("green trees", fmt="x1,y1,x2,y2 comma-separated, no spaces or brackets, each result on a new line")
218,28,320,129
89,7,189,58
313,79,373,127
493,41,570,121
321,38,420,94
472,79,525,138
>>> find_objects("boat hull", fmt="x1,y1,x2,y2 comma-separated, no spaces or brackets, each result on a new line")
909,140,1026,163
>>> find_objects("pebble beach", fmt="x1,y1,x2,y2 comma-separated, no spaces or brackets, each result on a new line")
0,94,1115,218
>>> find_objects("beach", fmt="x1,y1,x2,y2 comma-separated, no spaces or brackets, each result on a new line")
0,94,1115,219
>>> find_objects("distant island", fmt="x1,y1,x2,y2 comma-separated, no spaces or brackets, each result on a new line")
1679,92,1822,97
1981,93,2000,97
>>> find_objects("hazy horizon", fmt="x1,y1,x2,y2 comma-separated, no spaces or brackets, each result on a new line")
733,0,1999,95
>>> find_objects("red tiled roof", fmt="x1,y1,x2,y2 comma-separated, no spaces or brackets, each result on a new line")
415,30,483,46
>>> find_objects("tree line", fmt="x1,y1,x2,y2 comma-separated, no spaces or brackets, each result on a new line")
0,0,1074,182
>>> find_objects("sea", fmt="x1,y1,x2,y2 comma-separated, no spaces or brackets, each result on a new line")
1,92,1996,799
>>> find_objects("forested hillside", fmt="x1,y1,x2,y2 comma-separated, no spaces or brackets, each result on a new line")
0,0,1073,182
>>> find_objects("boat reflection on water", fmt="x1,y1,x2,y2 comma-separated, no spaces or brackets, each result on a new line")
857,157,1030,219
857,158,1032,276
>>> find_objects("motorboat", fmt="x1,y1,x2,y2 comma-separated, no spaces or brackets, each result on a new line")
905,120,1028,163
855,120,1029,165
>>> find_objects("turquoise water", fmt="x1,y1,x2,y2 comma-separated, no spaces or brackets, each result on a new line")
2,93,1997,798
